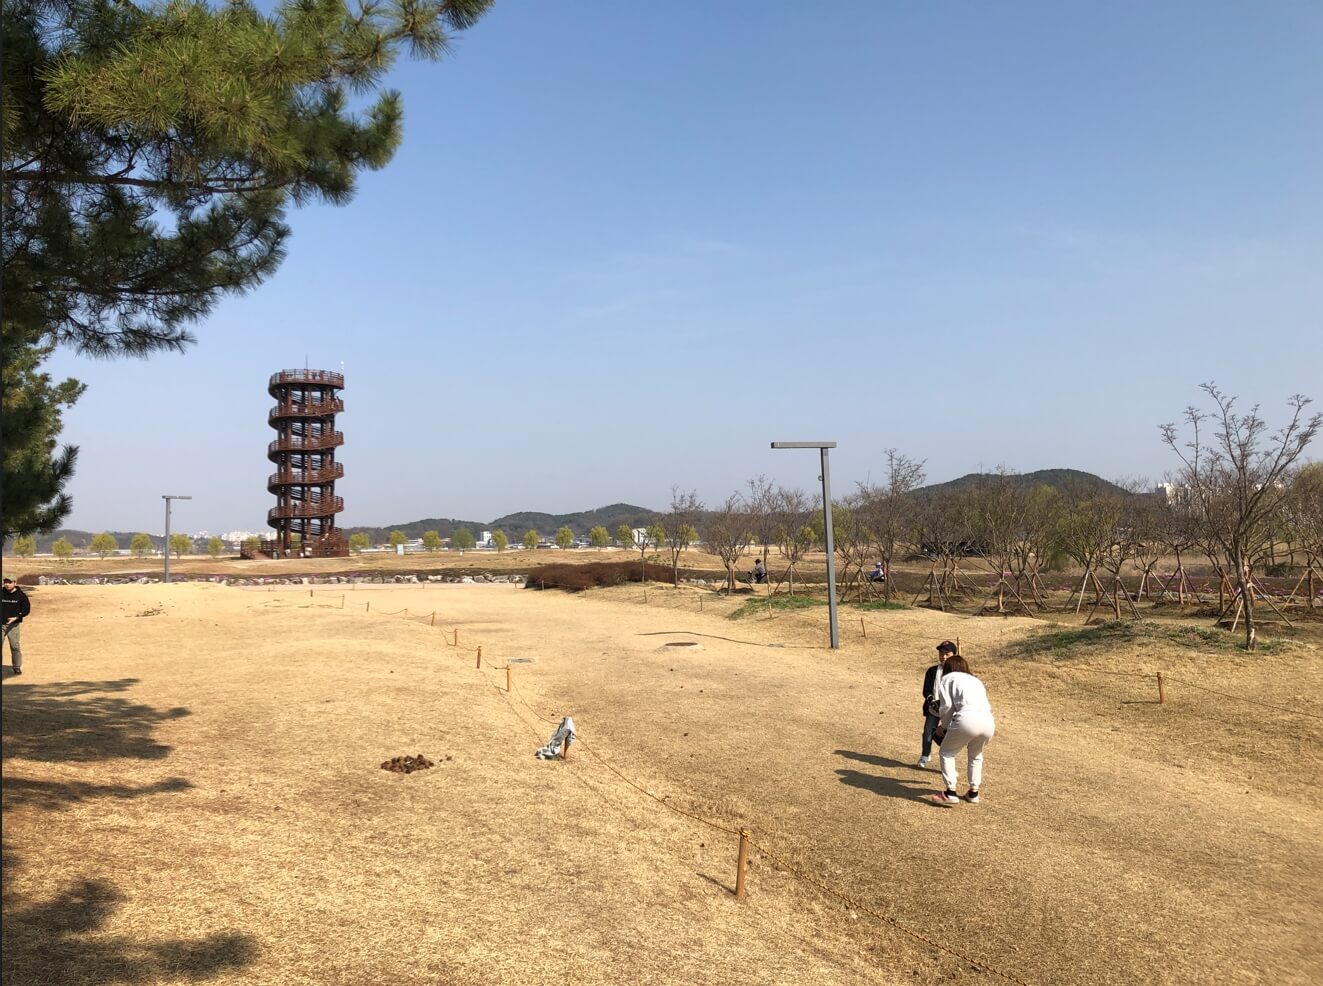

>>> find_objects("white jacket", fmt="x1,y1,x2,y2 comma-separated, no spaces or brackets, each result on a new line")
937,671,994,730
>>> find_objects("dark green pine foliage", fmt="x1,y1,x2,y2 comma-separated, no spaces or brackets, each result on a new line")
1,325,86,539
2,0,492,356
0,0,491,536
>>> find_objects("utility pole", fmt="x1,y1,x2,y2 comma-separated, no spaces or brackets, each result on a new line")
770,442,839,648
162,495,192,583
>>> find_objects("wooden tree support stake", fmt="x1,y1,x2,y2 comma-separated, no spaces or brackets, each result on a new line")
735,830,750,899
453,628,459,646
1157,672,1166,704
861,617,866,638
309,589,313,598
430,612,436,626
476,646,482,669
366,601,370,613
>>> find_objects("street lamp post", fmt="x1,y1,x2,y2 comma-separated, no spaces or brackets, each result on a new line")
162,495,192,583
770,442,839,649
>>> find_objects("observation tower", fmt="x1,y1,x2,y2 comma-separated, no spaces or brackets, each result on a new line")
257,368,348,558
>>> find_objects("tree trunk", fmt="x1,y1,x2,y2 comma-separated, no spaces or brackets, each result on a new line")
1236,555,1255,651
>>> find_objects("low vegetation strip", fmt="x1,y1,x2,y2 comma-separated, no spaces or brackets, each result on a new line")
1007,619,1297,659
526,560,717,592
728,595,825,620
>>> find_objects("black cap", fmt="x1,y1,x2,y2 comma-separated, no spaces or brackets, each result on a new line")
936,640,958,655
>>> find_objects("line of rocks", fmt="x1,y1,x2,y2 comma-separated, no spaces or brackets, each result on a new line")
34,573,528,587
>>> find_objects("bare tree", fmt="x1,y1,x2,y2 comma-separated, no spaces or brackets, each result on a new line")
1092,480,1147,621
912,490,972,610
964,469,1036,616
1285,462,1323,606
1161,385,1321,649
662,487,704,587
830,494,875,601
1011,484,1063,608
772,486,814,595
703,493,752,593
857,449,925,602
744,474,779,567
1055,491,1126,617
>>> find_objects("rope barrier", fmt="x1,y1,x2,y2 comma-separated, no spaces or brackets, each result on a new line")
1161,676,1323,721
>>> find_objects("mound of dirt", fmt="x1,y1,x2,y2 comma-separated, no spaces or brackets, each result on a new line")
380,754,435,774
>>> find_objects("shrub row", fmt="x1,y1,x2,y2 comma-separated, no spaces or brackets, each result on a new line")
525,560,716,592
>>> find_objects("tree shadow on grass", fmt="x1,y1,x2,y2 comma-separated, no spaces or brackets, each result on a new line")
2,679,258,983
1,679,189,763
1,875,258,985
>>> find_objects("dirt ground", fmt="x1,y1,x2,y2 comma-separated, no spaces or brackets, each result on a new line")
3,579,1321,986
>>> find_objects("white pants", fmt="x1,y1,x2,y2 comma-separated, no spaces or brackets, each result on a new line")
939,713,995,792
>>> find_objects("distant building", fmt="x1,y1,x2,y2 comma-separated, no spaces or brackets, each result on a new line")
1154,483,1187,504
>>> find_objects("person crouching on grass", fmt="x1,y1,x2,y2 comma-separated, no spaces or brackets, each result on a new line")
929,653,995,805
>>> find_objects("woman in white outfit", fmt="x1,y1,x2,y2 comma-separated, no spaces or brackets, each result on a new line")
929,654,995,805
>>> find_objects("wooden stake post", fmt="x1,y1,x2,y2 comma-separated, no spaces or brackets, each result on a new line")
1157,672,1166,704
476,646,482,669
735,830,750,899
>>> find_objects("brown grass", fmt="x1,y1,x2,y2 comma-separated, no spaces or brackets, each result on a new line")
3,579,1321,985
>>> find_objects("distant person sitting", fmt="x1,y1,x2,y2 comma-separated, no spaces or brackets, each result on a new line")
752,558,768,584
867,561,886,583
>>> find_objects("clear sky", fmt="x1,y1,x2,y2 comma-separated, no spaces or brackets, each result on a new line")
46,0,1323,534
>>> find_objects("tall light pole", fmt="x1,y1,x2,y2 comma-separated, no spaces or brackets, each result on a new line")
770,441,839,648
162,495,192,583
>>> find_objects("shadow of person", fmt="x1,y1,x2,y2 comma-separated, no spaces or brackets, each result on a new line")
835,767,935,803
834,749,919,771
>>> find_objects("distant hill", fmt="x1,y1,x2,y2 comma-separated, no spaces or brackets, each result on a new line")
486,503,659,537
915,469,1135,499
2,505,662,556
342,504,660,544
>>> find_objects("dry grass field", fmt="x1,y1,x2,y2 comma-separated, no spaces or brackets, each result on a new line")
3,567,1322,985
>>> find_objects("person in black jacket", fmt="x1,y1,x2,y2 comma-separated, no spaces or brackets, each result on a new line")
2,577,31,676
917,639,958,767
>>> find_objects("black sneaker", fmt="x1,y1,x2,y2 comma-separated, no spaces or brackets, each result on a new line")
963,789,979,804
11,668,21,676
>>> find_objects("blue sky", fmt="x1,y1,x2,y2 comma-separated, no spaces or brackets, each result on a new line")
47,0,1323,534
